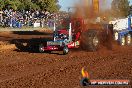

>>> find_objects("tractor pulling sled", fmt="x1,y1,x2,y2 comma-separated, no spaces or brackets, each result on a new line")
13,18,113,55
13,0,113,55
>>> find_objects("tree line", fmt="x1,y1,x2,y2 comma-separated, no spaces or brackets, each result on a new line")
0,0,132,17
111,0,132,17
0,0,61,12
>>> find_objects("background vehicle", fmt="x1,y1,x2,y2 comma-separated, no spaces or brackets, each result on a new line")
109,15,132,46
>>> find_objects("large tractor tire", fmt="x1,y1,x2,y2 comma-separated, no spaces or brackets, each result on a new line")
80,29,100,52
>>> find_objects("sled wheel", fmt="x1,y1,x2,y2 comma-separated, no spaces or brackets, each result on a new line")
39,44,45,53
15,41,29,51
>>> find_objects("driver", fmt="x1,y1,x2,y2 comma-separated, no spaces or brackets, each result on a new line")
59,33,68,40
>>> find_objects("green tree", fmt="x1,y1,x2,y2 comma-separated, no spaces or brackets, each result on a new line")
37,0,60,12
10,0,21,10
0,0,21,10
0,0,60,11
26,0,60,11
0,0,4,10
130,5,132,15
111,0,130,17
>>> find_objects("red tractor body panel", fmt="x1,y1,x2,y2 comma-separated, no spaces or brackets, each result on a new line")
39,18,84,53
57,29,68,35
67,41,80,48
43,45,61,51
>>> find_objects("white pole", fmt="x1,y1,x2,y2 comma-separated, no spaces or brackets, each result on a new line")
69,23,72,41
53,23,56,41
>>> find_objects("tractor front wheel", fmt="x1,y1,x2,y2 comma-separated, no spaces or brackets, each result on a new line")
63,46,69,55
15,41,30,51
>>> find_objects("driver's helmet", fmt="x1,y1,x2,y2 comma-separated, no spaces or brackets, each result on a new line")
59,33,68,39
63,34,68,39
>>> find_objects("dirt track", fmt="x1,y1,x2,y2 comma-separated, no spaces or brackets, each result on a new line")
0,31,131,88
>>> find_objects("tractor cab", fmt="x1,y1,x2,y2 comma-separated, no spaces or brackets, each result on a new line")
71,18,84,41
54,29,69,41
57,18,84,41
71,18,84,32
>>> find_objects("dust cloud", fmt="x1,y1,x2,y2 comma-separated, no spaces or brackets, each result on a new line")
70,0,112,23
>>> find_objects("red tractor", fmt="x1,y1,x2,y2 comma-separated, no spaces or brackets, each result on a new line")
38,22,81,55
38,17,110,54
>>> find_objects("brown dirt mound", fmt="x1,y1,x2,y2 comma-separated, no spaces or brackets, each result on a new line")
0,41,16,50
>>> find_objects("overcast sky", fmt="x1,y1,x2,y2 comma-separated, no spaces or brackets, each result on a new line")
59,0,132,11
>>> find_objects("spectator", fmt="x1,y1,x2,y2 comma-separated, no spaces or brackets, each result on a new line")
0,8,70,28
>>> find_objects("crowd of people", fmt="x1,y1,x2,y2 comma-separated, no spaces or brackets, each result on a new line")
0,9,70,28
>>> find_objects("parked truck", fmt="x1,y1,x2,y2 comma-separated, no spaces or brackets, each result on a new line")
109,15,132,46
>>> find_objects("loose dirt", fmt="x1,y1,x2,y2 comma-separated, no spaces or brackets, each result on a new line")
0,30,131,88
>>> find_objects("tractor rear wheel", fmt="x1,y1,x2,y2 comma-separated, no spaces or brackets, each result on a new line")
80,29,100,52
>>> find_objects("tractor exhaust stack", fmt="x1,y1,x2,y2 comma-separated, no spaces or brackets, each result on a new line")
69,23,72,42
53,23,56,41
